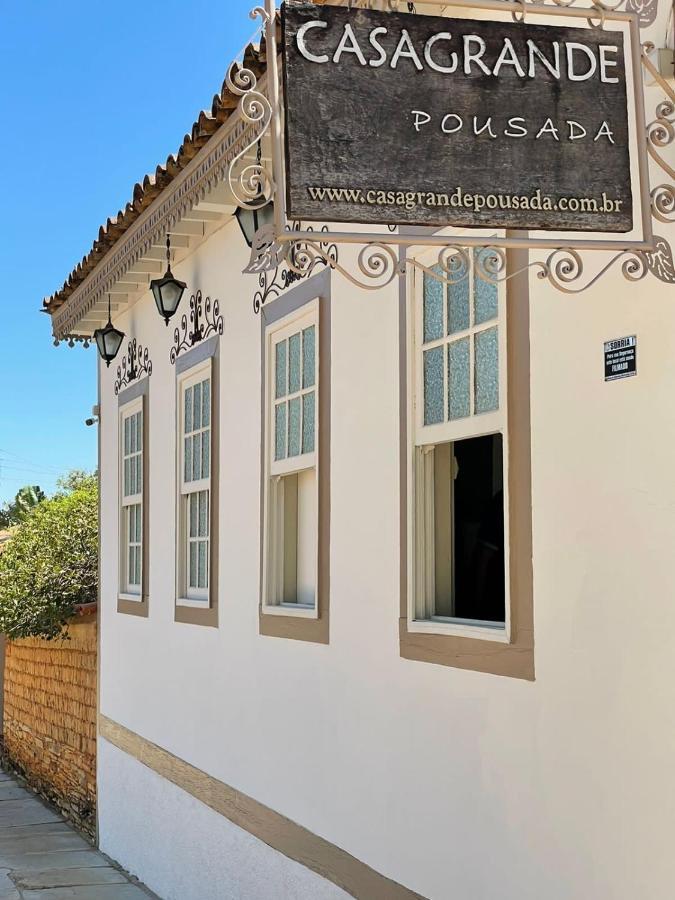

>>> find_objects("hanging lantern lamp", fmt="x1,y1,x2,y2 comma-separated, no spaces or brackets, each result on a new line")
150,236,187,325
93,296,125,368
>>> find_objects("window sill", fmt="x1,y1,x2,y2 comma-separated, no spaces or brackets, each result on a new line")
262,603,318,619
176,597,210,609
408,617,510,643
118,593,143,603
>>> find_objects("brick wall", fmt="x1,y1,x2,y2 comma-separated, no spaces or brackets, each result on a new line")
2,615,97,838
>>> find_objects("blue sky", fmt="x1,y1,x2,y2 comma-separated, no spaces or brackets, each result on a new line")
0,0,255,504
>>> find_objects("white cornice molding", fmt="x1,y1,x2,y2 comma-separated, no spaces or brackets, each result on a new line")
52,104,256,340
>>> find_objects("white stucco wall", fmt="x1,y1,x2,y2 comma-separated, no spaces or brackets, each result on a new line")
96,205,675,900
98,738,350,900
94,13,675,894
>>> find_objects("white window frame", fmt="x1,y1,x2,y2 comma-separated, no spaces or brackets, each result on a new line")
407,250,511,642
176,357,212,607
263,300,320,618
119,396,144,601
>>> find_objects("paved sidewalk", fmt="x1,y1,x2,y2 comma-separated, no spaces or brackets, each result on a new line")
0,769,158,899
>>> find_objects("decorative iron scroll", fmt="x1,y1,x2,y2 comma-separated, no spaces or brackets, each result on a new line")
237,0,674,298
170,290,224,364
114,339,153,396
226,6,275,213
381,0,657,26
253,223,339,313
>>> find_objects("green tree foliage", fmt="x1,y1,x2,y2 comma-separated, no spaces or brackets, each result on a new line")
0,479,98,640
56,469,97,495
0,485,46,528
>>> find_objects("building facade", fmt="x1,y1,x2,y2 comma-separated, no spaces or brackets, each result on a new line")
45,1,675,898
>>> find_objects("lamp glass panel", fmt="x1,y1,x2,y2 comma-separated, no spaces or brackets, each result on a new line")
161,279,184,314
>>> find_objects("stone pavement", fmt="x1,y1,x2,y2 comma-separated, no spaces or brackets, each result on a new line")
0,769,158,899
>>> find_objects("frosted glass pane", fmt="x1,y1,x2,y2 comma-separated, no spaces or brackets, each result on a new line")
448,339,470,420
202,379,210,427
184,386,192,435
136,455,142,494
448,273,470,334
129,416,135,454
288,396,301,457
184,436,192,483
201,431,210,479
192,432,202,481
136,412,142,452
124,459,130,497
275,340,287,399
189,493,198,539
302,392,315,454
275,403,287,461
135,544,141,586
124,418,130,455
128,547,135,587
135,504,142,542
303,326,315,388
423,347,444,426
193,383,202,434
198,541,207,589
423,268,444,343
474,249,499,325
189,542,197,588
475,327,499,413
198,490,208,538
289,332,301,393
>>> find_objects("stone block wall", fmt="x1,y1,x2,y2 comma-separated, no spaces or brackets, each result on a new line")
2,615,97,838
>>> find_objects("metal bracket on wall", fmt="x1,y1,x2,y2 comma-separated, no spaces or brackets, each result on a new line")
170,290,224,364
114,339,153,396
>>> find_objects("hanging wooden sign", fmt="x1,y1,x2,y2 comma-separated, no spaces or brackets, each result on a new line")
282,3,634,233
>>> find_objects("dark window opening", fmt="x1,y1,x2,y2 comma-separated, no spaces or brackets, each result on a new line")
433,433,505,624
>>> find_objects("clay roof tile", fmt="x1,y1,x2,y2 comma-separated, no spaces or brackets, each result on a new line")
43,37,267,315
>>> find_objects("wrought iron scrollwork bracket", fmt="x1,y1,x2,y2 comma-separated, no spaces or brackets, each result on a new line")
237,0,674,300
170,290,224,364
251,223,339,314
114,339,153,395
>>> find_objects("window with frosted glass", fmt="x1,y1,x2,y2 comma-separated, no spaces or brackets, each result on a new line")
422,251,499,426
414,251,507,631
120,405,143,596
273,325,316,461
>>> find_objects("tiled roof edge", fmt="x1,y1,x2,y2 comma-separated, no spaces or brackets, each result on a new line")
43,36,269,316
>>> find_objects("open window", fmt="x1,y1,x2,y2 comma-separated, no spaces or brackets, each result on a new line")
410,250,509,640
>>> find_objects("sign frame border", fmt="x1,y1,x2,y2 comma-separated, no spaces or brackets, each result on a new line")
267,0,653,253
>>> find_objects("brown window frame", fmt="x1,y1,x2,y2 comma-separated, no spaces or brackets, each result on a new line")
259,269,331,645
399,244,534,680
174,336,220,628
117,377,150,618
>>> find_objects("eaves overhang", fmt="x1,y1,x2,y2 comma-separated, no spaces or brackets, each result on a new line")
44,37,270,341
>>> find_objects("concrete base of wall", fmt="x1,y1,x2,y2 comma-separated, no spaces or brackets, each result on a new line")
98,737,350,900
